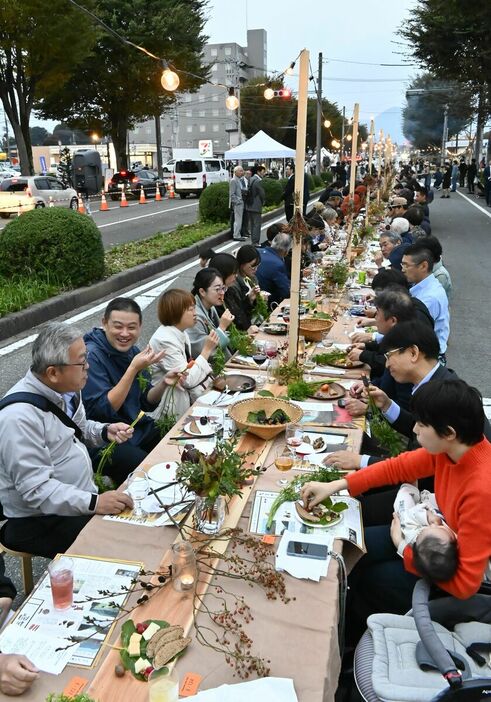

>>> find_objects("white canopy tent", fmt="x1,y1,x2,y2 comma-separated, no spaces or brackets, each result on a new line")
224,130,295,160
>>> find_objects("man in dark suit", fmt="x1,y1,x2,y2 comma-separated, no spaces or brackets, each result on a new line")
467,158,477,194
328,320,491,470
280,163,310,220
484,160,491,206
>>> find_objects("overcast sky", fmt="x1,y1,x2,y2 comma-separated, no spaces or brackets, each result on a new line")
204,0,419,122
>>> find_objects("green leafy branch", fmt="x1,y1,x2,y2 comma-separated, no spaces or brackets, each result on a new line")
95,411,146,492
367,398,405,457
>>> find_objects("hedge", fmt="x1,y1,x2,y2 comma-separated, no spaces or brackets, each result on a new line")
0,207,105,287
198,181,230,223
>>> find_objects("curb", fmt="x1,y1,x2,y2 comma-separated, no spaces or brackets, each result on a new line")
0,207,284,343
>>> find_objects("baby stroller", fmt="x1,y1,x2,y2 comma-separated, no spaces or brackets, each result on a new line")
353,579,491,701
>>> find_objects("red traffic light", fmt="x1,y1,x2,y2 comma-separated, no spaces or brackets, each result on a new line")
274,88,291,98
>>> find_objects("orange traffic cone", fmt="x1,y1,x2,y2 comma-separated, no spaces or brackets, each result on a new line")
99,191,109,211
168,181,175,199
139,186,147,204
48,196,54,207
120,190,128,207
77,194,86,214
155,185,162,201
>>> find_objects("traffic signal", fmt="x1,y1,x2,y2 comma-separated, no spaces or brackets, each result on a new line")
275,88,291,98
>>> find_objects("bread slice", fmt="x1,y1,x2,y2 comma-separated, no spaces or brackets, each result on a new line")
146,625,183,659
153,637,191,669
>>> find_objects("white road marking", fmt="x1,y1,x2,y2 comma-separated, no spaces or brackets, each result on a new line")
456,191,491,220
0,212,286,357
98,202,198,228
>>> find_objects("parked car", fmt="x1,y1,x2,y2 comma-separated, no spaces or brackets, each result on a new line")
107,169,165,200
173,158,228,198
0,176,78,219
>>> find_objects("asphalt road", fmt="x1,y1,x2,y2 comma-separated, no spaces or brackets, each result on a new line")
0,194,201,248
1,188,490,604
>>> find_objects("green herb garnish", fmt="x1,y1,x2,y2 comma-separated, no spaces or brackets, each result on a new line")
266,465,344,530
229,323,254,356
211,346,226,377
247,408,291,425
312,350,347,366
367,398,405,457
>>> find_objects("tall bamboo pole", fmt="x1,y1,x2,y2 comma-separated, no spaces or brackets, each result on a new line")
345,102,359,263
365,117,375,227
287,48,309,364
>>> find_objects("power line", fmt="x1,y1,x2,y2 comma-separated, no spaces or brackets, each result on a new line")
323,57,416,67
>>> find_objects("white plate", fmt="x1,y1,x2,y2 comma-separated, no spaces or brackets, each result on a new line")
295,507,344,529
182,419,218,437
295,433,330,455
147,461,178,484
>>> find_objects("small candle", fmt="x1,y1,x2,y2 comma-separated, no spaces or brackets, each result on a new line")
179,574,195,591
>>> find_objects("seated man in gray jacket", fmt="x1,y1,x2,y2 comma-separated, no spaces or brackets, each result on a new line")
0,323,135,558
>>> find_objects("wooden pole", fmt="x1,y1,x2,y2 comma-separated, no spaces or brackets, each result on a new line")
345,102,359,263
288,48,309,365
365,117,375,226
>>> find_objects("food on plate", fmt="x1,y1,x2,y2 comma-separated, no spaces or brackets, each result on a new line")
121,620,190,680
246,408,291,425
295,499,348,526
312,437,325,450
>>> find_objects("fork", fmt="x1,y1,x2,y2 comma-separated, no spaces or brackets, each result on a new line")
212,383,229,405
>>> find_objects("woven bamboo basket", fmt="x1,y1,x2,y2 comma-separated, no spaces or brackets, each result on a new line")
298,317,334,342
229,398,303,440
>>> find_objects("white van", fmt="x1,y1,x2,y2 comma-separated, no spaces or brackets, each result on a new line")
173,158,228,198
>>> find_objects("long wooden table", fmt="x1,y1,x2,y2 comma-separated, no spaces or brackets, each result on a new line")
16,295,368,702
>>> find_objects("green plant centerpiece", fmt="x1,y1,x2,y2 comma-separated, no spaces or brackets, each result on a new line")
176,436,258,534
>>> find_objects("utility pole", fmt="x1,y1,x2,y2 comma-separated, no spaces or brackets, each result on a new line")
440,104,449,167
154,114,163,178
315,52,322,176
341,106,345,162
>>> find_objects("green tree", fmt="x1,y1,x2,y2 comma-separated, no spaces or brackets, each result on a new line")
58,147,73,188
240,76,297,144
403,75,474,149
399,1,491,156
0,0,97,174
29,126,48,146
36,0,208,169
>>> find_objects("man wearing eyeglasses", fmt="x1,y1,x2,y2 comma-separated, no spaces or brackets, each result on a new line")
0,322,135,558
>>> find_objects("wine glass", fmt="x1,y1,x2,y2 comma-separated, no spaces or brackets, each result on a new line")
342,309,351,339
304,359,315,382
285,424,303,464
274,449,294,486
264,340,278,359
321,331,333,348
126,469,149,518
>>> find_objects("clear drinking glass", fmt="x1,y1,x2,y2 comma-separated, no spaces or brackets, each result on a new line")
285,424,303,464
48,556,74,611
126,469,150,518
304,359,315,382
148,670,179,702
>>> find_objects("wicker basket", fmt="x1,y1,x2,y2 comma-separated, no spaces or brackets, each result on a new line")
299,317,334,342
352,245,364,256
229,398,303,440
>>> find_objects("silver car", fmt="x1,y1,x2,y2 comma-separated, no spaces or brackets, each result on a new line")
0,176,78,219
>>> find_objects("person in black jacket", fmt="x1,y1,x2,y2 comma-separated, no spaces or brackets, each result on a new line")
224,245,262,331
329,321,491,472
280,163,310,219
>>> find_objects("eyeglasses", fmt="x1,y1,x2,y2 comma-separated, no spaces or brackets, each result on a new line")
383,347,406,361
211,285,227,293
401,261,417,269
55,357,89,369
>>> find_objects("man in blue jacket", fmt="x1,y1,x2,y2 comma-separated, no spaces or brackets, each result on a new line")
256,233,291,308
83,297,174,485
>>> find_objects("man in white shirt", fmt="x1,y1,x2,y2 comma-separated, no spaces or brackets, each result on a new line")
401,244,449,362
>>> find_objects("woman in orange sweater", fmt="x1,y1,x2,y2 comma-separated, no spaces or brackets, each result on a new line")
302,379,491,642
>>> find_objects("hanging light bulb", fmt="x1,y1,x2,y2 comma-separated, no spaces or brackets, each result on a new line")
323,119,331,128
346,134,352,142
225,87,239,110
161,61,179,91
331,139,340,149
264,87,274,100
285,61,295,76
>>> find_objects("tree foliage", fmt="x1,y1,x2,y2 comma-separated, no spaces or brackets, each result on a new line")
36,0,209,169
240,76,296,144
0,0,97,174
399,1,491,90
403,74,474,149
29,126,48,146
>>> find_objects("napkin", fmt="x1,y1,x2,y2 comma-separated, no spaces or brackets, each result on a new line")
276,531,333,581
183,677,299,702
197,390,255,406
